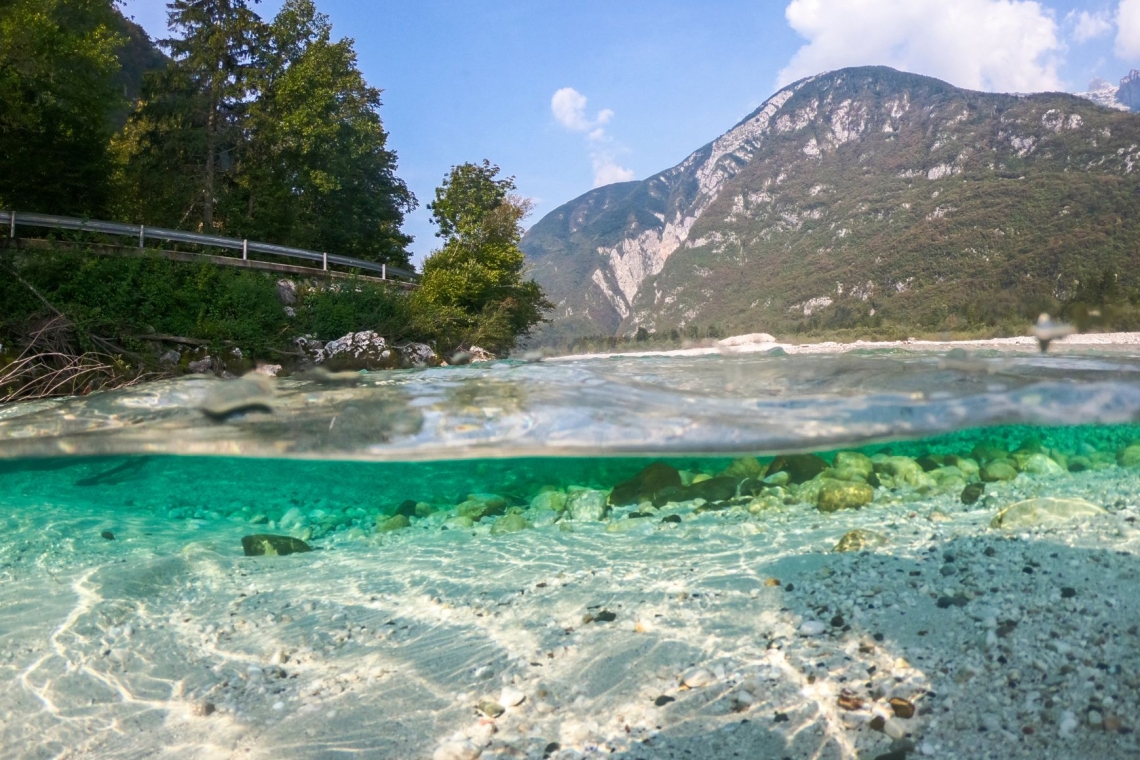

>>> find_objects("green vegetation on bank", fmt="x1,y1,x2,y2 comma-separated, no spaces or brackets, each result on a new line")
0,1,551,397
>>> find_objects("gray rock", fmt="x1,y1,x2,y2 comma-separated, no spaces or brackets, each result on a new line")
276,279,296,305
318,331,400,371
158,349,181,366
399,342,440,367
566,489,608,521
188,356,214,373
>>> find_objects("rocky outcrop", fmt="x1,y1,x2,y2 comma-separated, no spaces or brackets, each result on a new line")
523,66,1140,342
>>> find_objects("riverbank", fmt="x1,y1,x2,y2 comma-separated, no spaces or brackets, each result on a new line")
548,331,1140,361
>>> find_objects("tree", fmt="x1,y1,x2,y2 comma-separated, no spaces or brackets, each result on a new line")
115,0,263,230
244,0,414,265
414,161,551,354
0,0,124,216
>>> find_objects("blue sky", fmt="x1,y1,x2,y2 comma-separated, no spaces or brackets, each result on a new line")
121,1,1139,265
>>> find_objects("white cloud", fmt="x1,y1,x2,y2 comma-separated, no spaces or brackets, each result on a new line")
551,87,613,132
592,157,636,186
1067,9,1113,43
551,87,635,187
779,0,1063,93
1118,0,1140,59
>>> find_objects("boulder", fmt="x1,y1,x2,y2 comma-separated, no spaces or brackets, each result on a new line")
318,331,401,371
652,476,739,507
399,342,441,368
456,494,507,521
767,454,830,485
531,490,568,512
376,514,410,533
610,462,682,506
991,497,1106,529
980,460,1018,482
490,513,532,535
715,457,765,479
833,451,874,480
817,481,874,512
276,279,296,305
1023,453,1065,476
1117,445,1140,468
566,489,609,521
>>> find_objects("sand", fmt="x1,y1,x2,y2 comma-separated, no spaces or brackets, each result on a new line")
3,457,1140,758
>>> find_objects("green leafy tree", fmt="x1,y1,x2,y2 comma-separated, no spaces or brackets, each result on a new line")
115,0,263,230
245,0,414,265
414,161,551,354
0,0,124,216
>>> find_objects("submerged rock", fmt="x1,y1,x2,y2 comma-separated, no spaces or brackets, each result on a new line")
980,460,1018,482
609,462,681,506
567,489,609,521
767,454,829,484
817,481,874,512
716,457,765,480
990,497,1106,529
652,476,740,507
1117,445,1140,468
376,514,410,533
241,534,312,556
1023,452,1065,476
960,482,985,505
832,451,874,480
457,494,507,521
490,513,532,535
834,529,887,552
531,490,568,512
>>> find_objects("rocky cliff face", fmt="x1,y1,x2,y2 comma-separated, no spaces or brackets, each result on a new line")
522,66,1140,343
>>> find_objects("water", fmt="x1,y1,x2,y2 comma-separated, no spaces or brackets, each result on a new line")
3,347,1140,758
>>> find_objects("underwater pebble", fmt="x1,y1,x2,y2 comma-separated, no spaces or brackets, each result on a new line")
799,620,827,636
680,667,715,688
500,686,525,707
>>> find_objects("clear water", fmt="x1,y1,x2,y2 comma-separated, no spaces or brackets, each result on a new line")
3,347,1140,758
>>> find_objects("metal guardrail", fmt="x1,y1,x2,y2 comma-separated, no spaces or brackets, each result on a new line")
0,209,419,282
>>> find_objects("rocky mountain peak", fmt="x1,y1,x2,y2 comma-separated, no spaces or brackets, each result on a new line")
523,66,1140,345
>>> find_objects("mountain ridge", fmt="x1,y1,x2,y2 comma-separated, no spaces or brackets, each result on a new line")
522,66,1140,344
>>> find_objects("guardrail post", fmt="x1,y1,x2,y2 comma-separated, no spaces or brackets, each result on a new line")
139,225,145,248
242,239,248,261
8,210,14,239
382,264,386,280
322,252,327,271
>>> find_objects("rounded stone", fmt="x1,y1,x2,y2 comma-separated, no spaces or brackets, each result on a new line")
991,497,1106,529
490,513,532,535
980,460,1018,482
817,481,874,512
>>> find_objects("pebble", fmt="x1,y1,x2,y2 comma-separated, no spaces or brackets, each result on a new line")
500,687,525,707
680,667,715,688
799,620,827,636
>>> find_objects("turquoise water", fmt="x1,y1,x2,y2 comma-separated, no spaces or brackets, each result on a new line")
4,349,1140,758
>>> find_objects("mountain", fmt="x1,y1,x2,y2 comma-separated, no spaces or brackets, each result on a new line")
522,66,1140,344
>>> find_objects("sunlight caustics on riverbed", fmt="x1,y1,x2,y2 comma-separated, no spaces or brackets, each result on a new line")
3,348,1140,759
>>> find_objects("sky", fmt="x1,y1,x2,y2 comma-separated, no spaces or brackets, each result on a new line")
120,0,1140,266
